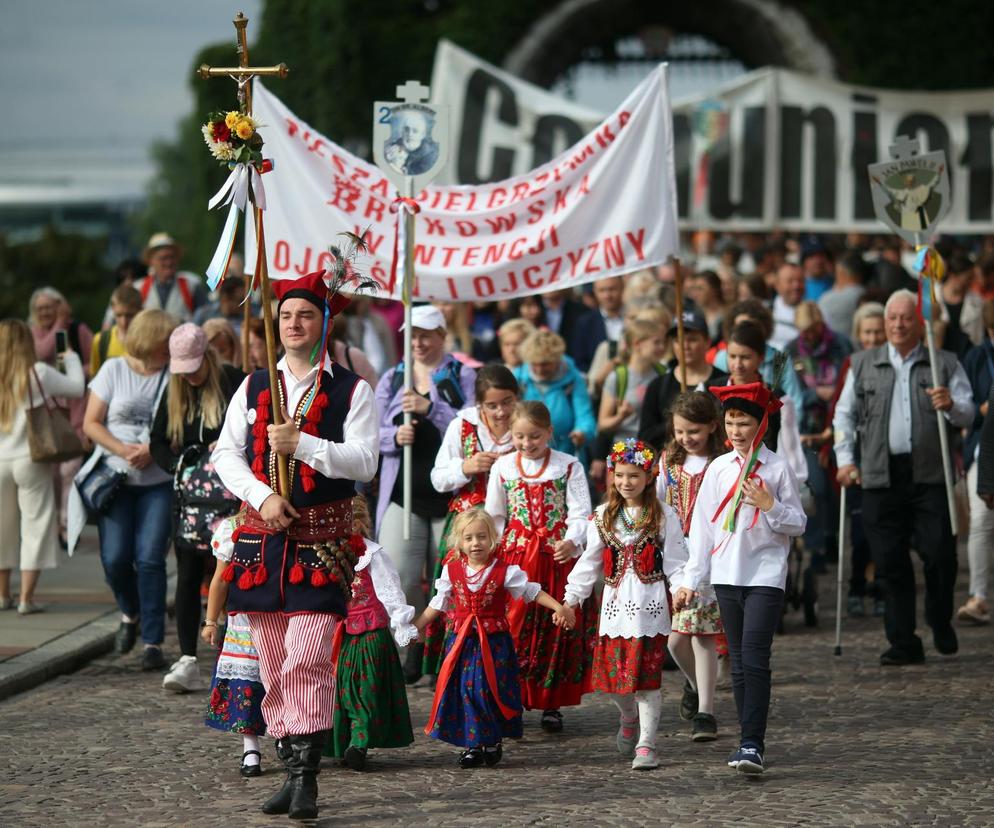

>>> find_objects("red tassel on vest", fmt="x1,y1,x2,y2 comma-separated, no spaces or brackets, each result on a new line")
639,543,656,575
222,562,236,582
253,565,268,586
311,568,328,587
602,547,614,578
237,569,254,590
289,563,304,584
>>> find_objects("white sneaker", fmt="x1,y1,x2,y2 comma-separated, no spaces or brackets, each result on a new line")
162,655,202,693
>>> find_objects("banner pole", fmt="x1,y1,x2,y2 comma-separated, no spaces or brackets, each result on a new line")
402,178,415,541
673,257,687,391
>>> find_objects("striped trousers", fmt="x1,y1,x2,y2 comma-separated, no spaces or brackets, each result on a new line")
246,612,339,739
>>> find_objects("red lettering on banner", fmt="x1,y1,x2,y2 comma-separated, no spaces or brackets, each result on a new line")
522,264,543,289
328,176,360,213
618,111,631,129
511,182,530,203
527,201,545,224
357,228,385,255
553,187,570,214
425,217,445,235
569,144,594,170
509,238,527,260
446,277,459,299
443,192,462,211
546,257,562,284
295,248,313,275
369,263,388,291
330,155,347,175
595,124,615,149
441,247,460,267
500,271,518,294
350,167,370,183
456,221,477,237
584,242,602,274
473,276,495,298
274,240,290,272
285,118,299,137
566,248,585,276
463,247,480,267
486,213,516,233
364,197,385,223
578,175,591,197
529,225,559,255
487,188,507,209
415,245,434,266
309,139,327,157
626,229,646,260
371,178,389,197
483,244,506,264
603,235,624,268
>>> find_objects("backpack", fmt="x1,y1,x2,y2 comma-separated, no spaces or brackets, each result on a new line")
613,362,668,401
390,359,465,410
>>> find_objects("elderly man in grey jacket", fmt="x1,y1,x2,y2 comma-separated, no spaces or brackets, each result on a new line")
834,290,974,666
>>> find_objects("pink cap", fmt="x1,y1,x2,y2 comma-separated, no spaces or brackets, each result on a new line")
169,323,208,374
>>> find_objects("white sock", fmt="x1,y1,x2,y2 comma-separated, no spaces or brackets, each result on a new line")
121,613,137,624
668,633,697,690
635,689,662,749
243,735,261,766
692,636,718,716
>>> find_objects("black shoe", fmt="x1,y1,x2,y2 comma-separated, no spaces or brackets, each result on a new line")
344,745,367,772
261,740,294,814
679,682,699,721
879,646,925,666
847,594,865,617
141,646,167,671
933,625,959,655
691,712,717,742
540,709,563,733
458,748,484,768
403,643,424,685
287,732,325,820
240,750,262,778
872,598,887,617
483,743,503,766
115,621,137,655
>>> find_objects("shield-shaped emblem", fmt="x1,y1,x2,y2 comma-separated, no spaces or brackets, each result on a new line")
868,135,950,244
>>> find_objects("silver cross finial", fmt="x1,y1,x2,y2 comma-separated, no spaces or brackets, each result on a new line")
396,80,430,104
889,135,921,161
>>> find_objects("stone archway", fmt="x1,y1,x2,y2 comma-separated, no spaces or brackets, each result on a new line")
503,0,837,86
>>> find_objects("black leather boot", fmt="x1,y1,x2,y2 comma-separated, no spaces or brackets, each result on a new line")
260,738,295,815
288,732,325,820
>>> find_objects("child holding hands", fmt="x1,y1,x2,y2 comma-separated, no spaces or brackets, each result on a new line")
415,509,574,768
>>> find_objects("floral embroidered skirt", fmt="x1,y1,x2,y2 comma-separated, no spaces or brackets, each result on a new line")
205,615,266,735
422,511,458,677
592,634,668,694
428,630,523,749
326,627,414,758
671,598,725,636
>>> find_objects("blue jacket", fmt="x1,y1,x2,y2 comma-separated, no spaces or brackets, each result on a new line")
513,357,596,464
962,339,994,469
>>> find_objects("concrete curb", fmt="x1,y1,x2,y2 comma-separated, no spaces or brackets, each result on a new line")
0,573,179,703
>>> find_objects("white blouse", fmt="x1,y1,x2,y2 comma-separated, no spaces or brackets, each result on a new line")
484,449,591,551
430,406,514,493
428,560,541,612
565,503,687,639
678,446,807,591
356,539,419,647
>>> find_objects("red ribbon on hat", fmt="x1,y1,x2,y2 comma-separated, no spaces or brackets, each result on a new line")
388,197,421,297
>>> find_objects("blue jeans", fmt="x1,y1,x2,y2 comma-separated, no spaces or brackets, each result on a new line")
97,482,172,646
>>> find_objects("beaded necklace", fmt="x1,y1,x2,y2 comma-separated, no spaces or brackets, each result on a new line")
516,449,551,479
619,504,649,533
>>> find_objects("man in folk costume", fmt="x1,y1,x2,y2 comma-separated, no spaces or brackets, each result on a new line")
211,268,378,819
133,232,208,322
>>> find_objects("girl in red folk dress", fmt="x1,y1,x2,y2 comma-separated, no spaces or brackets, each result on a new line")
656,391,727,743
423,366,519,680
564,439,688,770
414,510,573,768
485,400,595,733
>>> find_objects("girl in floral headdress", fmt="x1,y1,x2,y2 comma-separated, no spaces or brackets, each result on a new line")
485,400,595,733
657,391,726,743
563,439,688,770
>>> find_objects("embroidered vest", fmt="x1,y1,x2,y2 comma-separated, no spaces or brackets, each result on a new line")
499,471,570,556
243,366,360,507
448,418,489,513
661,451,710,537
447,559,510,635
344,565,390,634
594,513,666,587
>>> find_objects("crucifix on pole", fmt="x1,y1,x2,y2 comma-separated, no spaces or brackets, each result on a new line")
199,11,291,498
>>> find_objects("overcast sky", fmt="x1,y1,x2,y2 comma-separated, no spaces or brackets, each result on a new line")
0,0,262,204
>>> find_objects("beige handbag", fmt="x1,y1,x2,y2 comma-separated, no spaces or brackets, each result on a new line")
26,367,85,464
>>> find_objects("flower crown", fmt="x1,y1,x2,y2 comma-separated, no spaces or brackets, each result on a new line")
607,438,656,474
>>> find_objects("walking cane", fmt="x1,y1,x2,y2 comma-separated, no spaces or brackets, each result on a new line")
834,484,847,656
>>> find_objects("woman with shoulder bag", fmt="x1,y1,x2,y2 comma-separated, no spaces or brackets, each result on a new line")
0,319,85,613
150,323,245,693
82,309,177,670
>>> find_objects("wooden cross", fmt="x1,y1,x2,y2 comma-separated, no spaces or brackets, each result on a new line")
199,12,291,499
395,80,430,104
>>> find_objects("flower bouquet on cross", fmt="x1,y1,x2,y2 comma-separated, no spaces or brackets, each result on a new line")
202,110,265,166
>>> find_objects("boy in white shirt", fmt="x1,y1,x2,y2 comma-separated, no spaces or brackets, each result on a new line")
674,382,806,775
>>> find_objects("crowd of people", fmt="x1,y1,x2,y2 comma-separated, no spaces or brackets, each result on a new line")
2,227,994,816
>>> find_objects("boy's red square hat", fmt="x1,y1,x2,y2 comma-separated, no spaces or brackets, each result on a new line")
272,270,351,316
708,381,782,422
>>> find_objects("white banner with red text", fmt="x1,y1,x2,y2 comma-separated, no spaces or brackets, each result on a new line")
245,65,679,302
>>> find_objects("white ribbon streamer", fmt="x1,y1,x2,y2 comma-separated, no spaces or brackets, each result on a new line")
205,163,267,288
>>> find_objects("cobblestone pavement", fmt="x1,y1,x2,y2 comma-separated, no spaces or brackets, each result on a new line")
2,564,993,828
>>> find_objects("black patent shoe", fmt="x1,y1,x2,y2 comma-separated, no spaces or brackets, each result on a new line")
933,625,959,655
483,743,503,767
115,621,137,655
344,745,367,771
458,748,484,768
240,750,262,777
540,709,564,733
